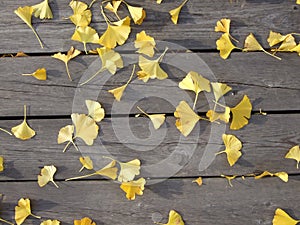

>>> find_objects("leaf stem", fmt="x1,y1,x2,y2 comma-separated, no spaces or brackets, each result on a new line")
215,150,225,156
126,64,136,85
193,93,199,110
79,166,85,172
79,67,105,86
213,100,227,108
30,213,41,219
83,42,88,54
51,180,59,188
22,73,33,76
100,5,111,25
297,161,299,170
65,172,97,181
229,34,239,43
157,47,169,63
63,141,71,152
30,26,44,49
137,106,149,118
23,105,27,121
65,62,72,81
262,49,281,60
0,218,14,225
89,0,98,8
0,128,12,136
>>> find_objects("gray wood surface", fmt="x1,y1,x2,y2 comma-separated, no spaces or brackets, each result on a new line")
0,0,299,53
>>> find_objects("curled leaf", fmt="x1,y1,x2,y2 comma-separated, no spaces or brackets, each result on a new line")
120,178,146,200
254,171,288,182
15,198,41,225
221,174,237,187
38,165,59,188
22,68,47,80
285,145,300,169
192,177,203,186
85,100,105,122
169,0,189,24
74,217,96,225
32,0,53,19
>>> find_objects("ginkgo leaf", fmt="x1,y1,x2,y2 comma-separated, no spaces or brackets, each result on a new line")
206,107,230,123
275,34,297,52
216,33,240,59
216,134,242,166
221,175,237,187
135,31,156,57
0,156,3,172
230,95,252,130
71,113,99,145
15,198,41,225
40,219,60,225
138,47,168,82
71,26,99,54
120,178,146,200
192,177,203,186
80,47,123,85
215,18,238,42
273,208,300,225
157,0,163,4
211,82,232,102
11,105,35,140
99,15,131,49
298,0,300,4
52,46,81,81
267,31,289,47
108,65,135,101
243,33,281,60
124,2,146,25
118,159,141,182
14,6,44,48
69,0,92,27
169,0,189,24
22,68,47,80
66,159,118,181
79,156,94,172
137,106,165,129
105,1,122,14
38,165,59,188
74,217,96,225
174,101,202,137
136,70,150,82
32,0,53,19
85,100,105,122
156,210,185,225
57,125,79,152
179,71,211,109
285,145,300,169
254,171,288,182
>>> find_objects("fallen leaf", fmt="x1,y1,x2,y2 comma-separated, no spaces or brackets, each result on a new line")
230,95,252,130
118,159,141,182
211,82,232,102
16,52,28,57
179,71,211,109
57,125,78,152
74,217,96,225
275,34,297,52
221,174,237,187
40,219,60,225
267,30,289,47
52,46,81,81
169,0,189,24
137,106,165,129
254,171,288,182
285,145,300,169
156,210,185,225
0,156,3,172
32,0,53,19
215,18,238,42
11,105,36,140
85,100,105,122
120,178,146,200
22,68,47,80
14,6,44,48
71,26,99,54
135,31,156,57
206,107,230,123
79,156,94,172
124,2,146,25
15,198,41,225
192,177,203,186
105,1,121,15
273,208,299,225
69,0,92,27
38,165,59,188
216,33,240,59
157,0,163,4
216,134,242,166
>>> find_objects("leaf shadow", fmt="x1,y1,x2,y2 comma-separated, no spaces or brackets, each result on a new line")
2,161,24,179
147,179,184,199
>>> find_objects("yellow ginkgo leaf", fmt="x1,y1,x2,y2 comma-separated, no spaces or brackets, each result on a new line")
285,145,300,169
156,210,185,225
0,156,3,172
273,208,299,225
136,70,150,82
211,82,232,102
57,125,78,152
32,0,53,19
221,174,237,187
108,65,135,101
216,134,242,166
69,0,92,27
276,34,297,52
79,156,94,172
230,95,252,130
52,46,81,81
179,71,211,109
157,0,163,4
11,105,36,140
192,177,203,186
74,217,96,225
85,100,105,122
14,6,44,48
38,165,59,188
215,18,238,42
71,113,99,146
66,159,118,181
137,106,165,130
120,178,146,200
15,198,41,225
80,47,123,85
243,33,281,60
118,159,141,182
99,15,131,49
169,0,189,24
71,26,99,54
124,2,146,25
105,1,121,14
254,171,288,182
174,101,203,137
216,33,240,59
40,219,60,225
135,31,156,57
267,30,289,47
206,107,230,123
138,47,168,82
298,0,300,4
22,68,47,80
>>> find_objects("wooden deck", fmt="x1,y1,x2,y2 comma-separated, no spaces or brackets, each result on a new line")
1,0,300,224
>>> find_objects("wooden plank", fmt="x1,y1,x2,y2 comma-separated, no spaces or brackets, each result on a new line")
0,53,299,117
1,177,300,225
0,114,299,181
0,0,299,53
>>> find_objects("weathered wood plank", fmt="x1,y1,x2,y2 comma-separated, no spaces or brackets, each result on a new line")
0,0,299,53
1,177,300,225
0,114,299,181
0,53,299,117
